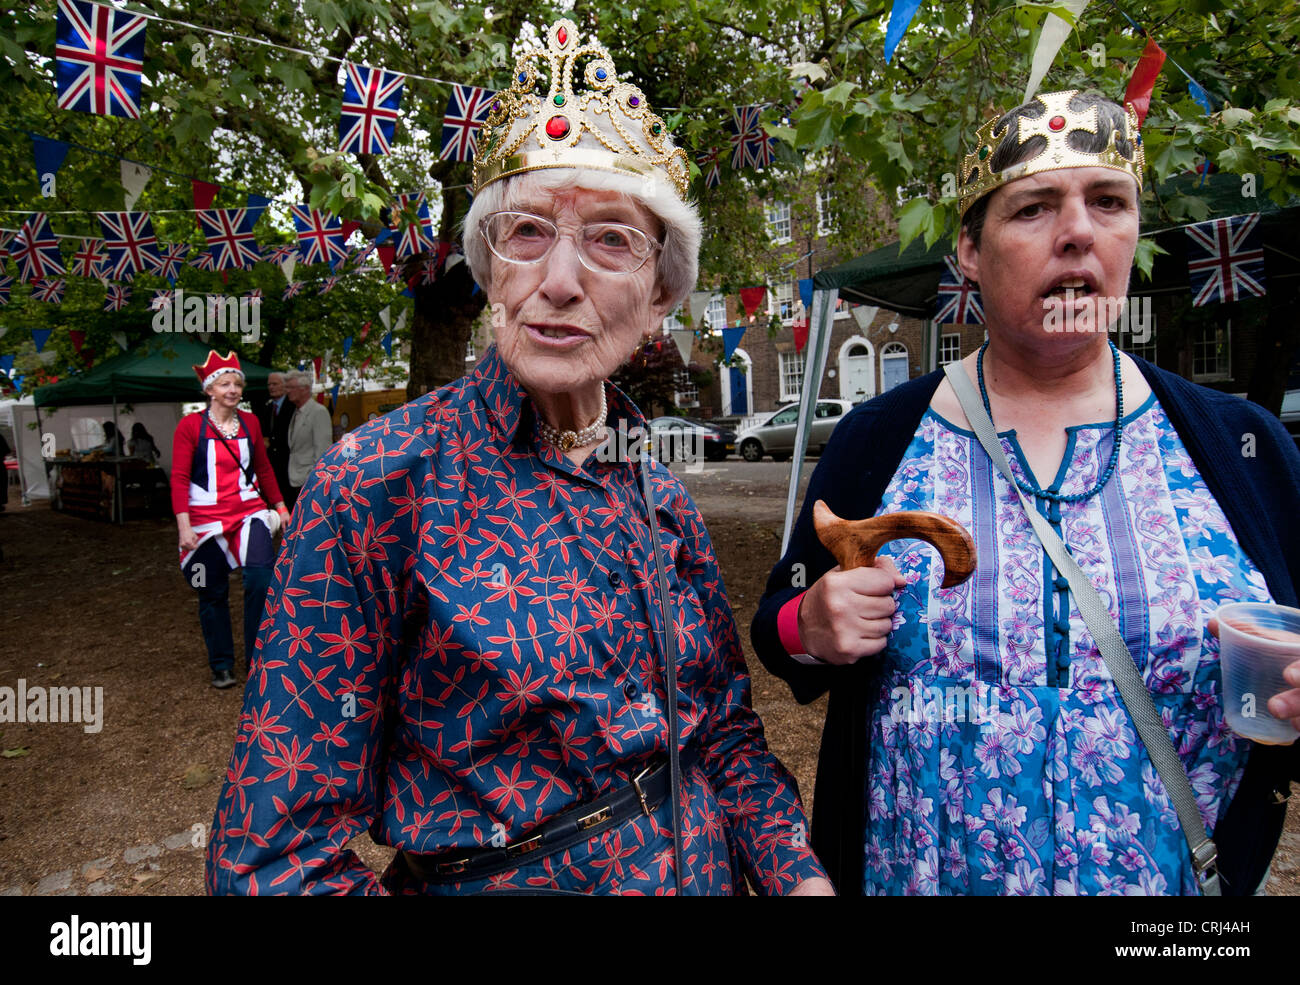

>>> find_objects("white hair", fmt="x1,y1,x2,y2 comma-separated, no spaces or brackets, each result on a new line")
284,370,312,390
463,169,701,310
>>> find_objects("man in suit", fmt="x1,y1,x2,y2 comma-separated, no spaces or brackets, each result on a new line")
259,372,292,506
284,370,332,511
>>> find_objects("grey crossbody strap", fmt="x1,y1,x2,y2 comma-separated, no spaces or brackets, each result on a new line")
945,361,1220,896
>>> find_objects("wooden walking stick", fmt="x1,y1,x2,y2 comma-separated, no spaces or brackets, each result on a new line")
812,500,976,588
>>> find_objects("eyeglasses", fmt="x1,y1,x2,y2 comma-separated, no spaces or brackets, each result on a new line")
480,210,661,275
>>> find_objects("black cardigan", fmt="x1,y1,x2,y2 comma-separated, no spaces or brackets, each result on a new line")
751,358,1300,895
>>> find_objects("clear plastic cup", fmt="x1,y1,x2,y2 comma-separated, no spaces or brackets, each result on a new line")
1215,602,1300,745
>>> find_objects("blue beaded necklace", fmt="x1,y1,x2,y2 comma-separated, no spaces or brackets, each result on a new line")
976,338,1124,503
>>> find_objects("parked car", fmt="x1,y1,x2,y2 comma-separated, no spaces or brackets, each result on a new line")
736,399,854,462
1280,389,1300,446
647,416,736,462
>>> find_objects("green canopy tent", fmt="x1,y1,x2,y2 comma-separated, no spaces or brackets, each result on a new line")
33,336,273,522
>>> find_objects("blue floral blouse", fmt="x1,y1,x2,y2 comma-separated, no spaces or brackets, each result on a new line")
864,394,1272,895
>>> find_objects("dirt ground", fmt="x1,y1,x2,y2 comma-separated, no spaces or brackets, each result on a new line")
0,463,1296,896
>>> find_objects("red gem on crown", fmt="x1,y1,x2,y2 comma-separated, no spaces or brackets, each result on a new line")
1048,115,1067,131
557,26,568,45
545,115,570,139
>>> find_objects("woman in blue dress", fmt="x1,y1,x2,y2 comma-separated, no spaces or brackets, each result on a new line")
753,89,1300,895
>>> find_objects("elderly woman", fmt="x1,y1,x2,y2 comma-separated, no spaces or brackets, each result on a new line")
207,20,829,895
753,90,1300,896
172,351,290,689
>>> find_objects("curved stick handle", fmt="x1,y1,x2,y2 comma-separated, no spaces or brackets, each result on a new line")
813,500,976,588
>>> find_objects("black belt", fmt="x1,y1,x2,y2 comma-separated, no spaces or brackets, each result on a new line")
401,745,699,885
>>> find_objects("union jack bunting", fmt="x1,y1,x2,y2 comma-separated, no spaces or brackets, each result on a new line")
420,256,440,285
150,289,171,311
246,288,262,304
934,254,985,324
55,0,147,119
97,211,162,281
153,243,190,283
13,213,66,283
0,275,11,306
318,275,339,295
196,208,263,270
104,283,129,312
71,237,107,278
697,147,723,188
1186,213,1267,307
386,262,406,285
32,279,66,303
728,104,776,171
290,206,348,266
439,84,495,162
339,63,405,155
190,250,218,272
263,243,297,265
392,192,433,259
282,280,303,300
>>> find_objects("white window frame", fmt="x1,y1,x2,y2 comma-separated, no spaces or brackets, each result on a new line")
771,281,796,325
816,189,837,237
778,350,806,403
704,296,727,334
1192,318,1231,382
766,200,791,245
673,368,699,408
663,306,684,333
939,332,961,366
880,340,909,392
465,337,476,362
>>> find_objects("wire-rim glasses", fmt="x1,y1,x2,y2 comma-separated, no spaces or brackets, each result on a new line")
480,210,661,275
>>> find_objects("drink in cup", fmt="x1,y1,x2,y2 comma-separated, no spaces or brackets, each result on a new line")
1214,602,1300,745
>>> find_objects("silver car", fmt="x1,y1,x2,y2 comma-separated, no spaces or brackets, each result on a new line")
736,399,854,462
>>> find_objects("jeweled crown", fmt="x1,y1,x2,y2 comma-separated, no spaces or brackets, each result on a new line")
957,90,1145,218
472,19,690,201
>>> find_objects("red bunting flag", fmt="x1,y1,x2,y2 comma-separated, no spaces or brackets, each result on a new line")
312,356,322,379
359,321,371,342
739,286,767,318
1125,36,1167,128
377,244,396,273
69,329,85,353
192,179,219,211
793,318,809,354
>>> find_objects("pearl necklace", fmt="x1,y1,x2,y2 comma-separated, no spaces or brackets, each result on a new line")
208,409,240,439
536,388,607,452
976,339,1124,504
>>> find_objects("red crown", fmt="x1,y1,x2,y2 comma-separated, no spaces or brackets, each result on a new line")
193,350,244,388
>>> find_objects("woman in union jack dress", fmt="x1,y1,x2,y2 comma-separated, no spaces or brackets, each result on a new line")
171,351,290,690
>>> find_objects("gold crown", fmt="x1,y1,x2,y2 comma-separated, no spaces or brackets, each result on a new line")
957,90,1145,218
472,19,690,201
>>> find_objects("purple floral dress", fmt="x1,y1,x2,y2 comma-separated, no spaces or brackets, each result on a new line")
865,394,1272,895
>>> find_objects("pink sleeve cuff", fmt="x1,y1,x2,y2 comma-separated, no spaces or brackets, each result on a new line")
776,592,805,655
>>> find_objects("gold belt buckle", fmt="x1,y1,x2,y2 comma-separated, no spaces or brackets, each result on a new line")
577,805,613,831
435,858,470,876
506,833,544,858
631,762,656,817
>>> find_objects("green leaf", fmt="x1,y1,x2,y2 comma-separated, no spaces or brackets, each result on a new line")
789,61,827,83
1132,238,1170,282
1220,107,1255,127
794,110,837,150
897,197,933,251
822,81,858,107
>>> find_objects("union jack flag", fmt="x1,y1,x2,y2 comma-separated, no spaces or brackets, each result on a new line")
71,237,107,278
0,275,11,306
439,84,495,162
151,289,171,311
282,280,303,300
154,243,190,283
728,105,775,171
345,243,375,269
318,276,339,295
290,206,348,266
55,0,147,119
196,208,263,270
32,278,66,303
1187,213,1267,307
13,213,66,283
0,233,11,264
97,211,162,281
420,256,440,285
246,288,263,305
697,147,723,189
392,192,433,259
934,254,984,324
263,243,298,265
190,250,218,271
104,283,129,311
339,63,405,155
